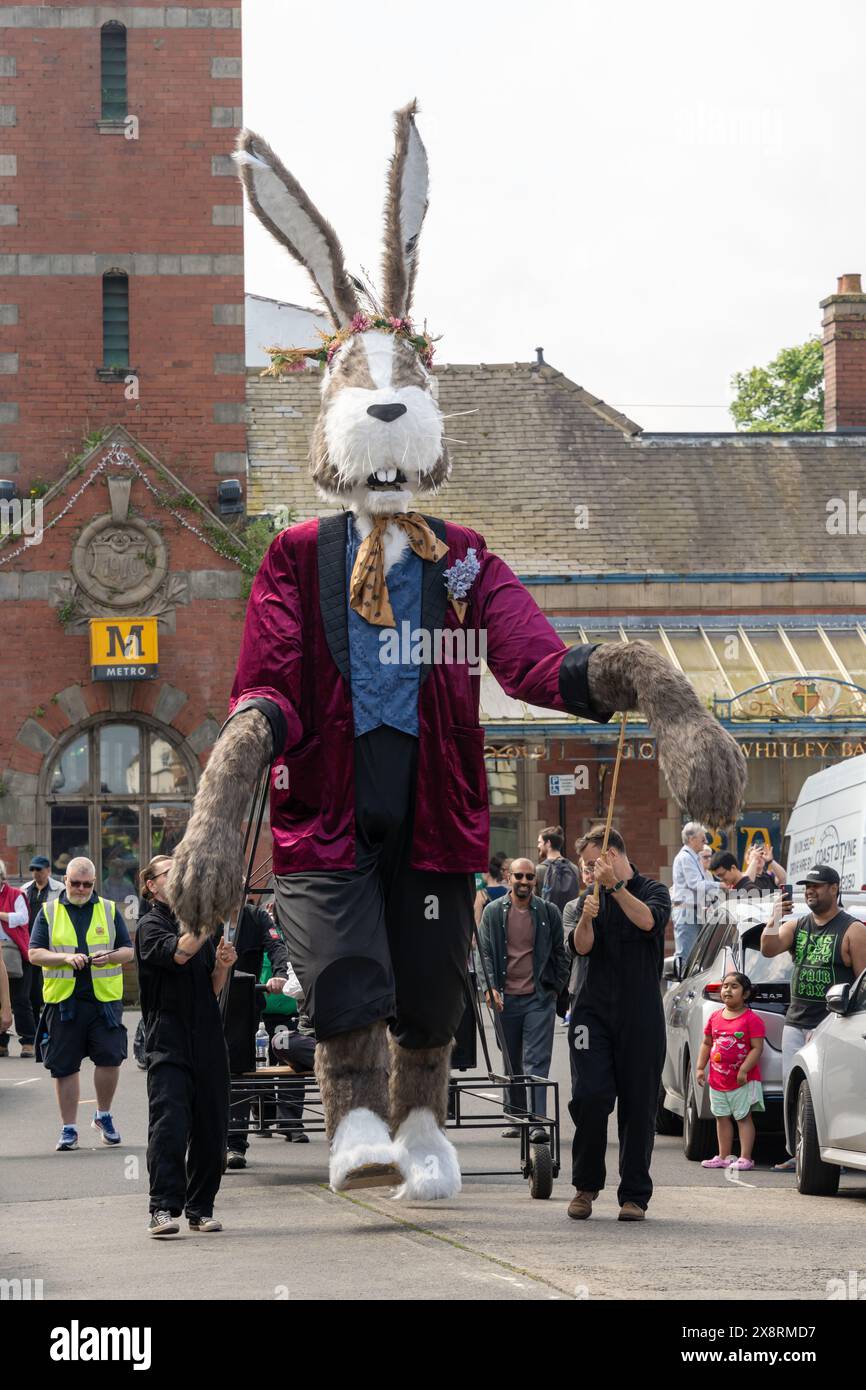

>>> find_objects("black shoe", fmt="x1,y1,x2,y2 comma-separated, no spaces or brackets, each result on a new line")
225,1150,247,1170
188,1215,222,1232
288,1130,309,1144
148,1210,179,1238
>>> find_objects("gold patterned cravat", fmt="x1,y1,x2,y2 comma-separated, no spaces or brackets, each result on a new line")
349,513,448,627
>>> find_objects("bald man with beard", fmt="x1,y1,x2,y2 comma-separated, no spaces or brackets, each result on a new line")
477,857,570,1138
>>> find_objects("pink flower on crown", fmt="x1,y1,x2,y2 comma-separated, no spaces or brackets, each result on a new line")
350,312,371,334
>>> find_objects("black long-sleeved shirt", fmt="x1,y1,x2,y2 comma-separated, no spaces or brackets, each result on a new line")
215,902,288,982
135,898,221,1031
566,867,671,1022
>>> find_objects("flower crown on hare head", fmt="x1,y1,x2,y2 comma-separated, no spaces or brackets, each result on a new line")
234,101,450,514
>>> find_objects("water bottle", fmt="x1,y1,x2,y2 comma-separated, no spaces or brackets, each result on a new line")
255,1022,269,1070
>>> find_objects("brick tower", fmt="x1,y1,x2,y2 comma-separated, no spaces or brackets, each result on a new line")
0,3,252,888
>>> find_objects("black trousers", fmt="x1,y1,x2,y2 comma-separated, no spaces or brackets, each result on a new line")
568,1006,665,1209
0,962,36,1047
275,727,475,1047
145,1014,229,1219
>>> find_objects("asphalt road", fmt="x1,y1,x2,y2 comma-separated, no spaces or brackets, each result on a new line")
2,1011,865,1302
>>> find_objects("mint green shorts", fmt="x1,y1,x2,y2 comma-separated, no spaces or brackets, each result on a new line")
709,1080,765,1119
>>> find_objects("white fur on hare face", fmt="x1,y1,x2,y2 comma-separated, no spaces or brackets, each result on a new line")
391,1107,462,1201
329,1107,407,1192
322,332,444,520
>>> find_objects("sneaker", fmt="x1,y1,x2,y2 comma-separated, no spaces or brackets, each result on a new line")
92,1113,121,1145
500,1126,520,1138
0,1044,8,1058
56,1126,79,1152
19,1044,35,1058
567,1189,598,1220
289,1130,310,1144
148,1210,179,1238
188,1215,222,1232
225,1150,247,1170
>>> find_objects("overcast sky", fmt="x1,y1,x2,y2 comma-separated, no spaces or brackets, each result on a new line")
241,0,866,432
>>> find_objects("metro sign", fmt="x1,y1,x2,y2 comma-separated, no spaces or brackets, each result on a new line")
90,617,158,681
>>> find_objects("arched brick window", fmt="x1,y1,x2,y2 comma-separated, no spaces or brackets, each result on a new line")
42,717,196,901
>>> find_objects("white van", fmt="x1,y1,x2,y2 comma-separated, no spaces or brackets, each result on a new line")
785,753,866,900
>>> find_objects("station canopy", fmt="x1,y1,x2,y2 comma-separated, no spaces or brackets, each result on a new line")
480,623,866,727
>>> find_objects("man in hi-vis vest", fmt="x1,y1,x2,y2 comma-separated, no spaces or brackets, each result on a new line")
28,856,133,1151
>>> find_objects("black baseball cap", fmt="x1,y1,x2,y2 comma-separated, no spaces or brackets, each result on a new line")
29,855,50,870
796,865,840,886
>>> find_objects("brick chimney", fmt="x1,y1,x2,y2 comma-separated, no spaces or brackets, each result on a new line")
821,273,866,431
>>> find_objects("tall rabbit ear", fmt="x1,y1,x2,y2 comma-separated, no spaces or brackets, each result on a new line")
381,100,429,319
233,129,360,329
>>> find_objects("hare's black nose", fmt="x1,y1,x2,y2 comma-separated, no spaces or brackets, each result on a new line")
367,403,407,423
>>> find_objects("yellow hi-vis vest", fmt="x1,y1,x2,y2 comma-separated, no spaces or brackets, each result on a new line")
42,897,123,1004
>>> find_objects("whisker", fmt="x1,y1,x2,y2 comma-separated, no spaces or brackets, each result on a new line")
439,409,479,420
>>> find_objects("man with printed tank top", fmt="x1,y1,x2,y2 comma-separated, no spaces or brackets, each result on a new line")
28,856,133,1152
761,863,866,1169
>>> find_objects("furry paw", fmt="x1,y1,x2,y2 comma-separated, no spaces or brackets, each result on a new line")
166,820,244,935
658,714,747,826
391,1108,462,1201
329,1108,405,1192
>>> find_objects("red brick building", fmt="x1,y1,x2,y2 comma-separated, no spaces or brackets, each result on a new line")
0,2,249,896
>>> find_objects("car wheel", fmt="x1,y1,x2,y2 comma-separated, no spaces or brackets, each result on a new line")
683,1067,716,1161
795,1079,840,1197
655,1082,683,1136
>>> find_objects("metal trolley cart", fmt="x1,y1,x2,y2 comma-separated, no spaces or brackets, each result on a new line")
224,767,561,1199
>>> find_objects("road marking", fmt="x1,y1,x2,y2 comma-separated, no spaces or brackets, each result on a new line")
14,1076,42,1085
79,1098,97,1105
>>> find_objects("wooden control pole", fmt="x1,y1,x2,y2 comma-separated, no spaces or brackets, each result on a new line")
593,714,628,897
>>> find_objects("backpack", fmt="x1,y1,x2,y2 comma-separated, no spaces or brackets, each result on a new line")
541,857,581,913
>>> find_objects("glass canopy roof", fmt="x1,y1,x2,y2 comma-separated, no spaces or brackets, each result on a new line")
480,624,866,726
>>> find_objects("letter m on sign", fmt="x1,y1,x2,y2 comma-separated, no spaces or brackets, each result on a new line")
106,624,144,659
90,617,158,682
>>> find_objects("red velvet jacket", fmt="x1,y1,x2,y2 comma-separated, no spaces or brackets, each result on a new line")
230,514,611,874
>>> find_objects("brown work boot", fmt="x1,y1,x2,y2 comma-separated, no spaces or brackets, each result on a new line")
618,1201,646,1222
567,1189,598,1220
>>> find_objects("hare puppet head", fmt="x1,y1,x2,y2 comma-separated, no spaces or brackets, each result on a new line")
234,102,449,518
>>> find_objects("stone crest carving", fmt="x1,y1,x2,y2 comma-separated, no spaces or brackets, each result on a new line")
72,514,168,608
55,466,189,631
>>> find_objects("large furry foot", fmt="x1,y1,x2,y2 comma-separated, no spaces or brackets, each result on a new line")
329,1108,406,1192
392,1108,462,1201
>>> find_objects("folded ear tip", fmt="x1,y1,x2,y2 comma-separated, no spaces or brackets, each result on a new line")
395,98,419,122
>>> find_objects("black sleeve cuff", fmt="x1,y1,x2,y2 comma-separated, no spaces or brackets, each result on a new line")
218,698,287,758
558,643,614,724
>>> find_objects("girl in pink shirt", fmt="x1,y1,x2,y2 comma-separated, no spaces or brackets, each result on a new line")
696,972,765,1171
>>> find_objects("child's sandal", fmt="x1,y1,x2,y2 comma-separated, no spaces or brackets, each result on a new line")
700,1155,733,1168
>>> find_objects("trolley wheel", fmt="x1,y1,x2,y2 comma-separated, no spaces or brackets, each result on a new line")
529,1141,553,1199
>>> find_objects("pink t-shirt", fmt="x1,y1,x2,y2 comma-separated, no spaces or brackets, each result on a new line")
704,1008,766,1091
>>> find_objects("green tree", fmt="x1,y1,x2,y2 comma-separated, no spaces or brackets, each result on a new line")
729,336,824,432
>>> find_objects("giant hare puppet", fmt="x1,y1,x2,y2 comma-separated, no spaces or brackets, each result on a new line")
168,102,746,1197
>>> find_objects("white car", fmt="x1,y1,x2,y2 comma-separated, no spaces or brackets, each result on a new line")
784,969,866,1195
